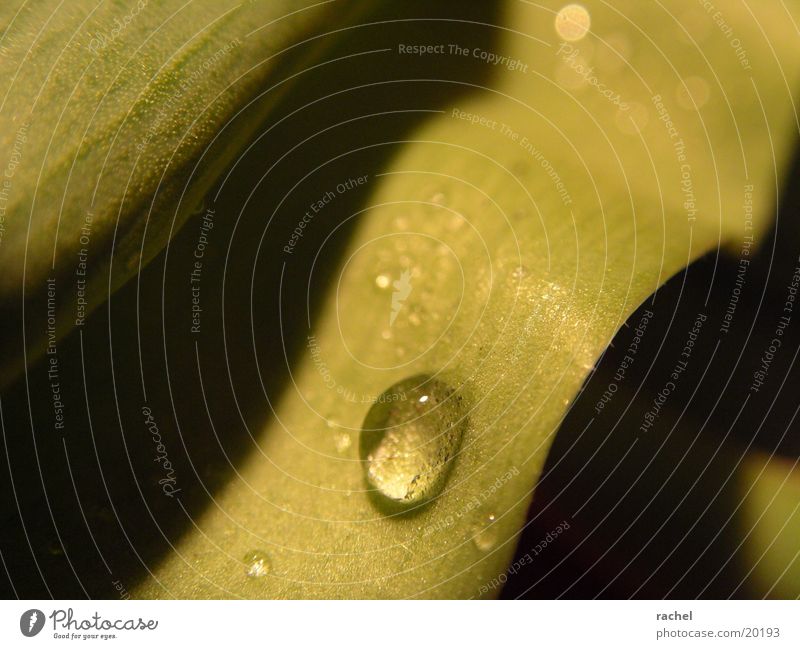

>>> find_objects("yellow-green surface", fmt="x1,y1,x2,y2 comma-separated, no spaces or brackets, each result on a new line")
0,0,367,386
743,454,800,598
128,1,800,597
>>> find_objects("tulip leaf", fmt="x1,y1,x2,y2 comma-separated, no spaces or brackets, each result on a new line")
0,0,372,387
118,0,799,598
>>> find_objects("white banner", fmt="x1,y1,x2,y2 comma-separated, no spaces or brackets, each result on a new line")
0,600,797,648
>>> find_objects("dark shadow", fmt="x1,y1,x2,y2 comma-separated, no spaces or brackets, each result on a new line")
502,140,800,598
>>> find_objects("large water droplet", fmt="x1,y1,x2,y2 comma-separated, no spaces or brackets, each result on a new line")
360,375,466,510
243,550,271,578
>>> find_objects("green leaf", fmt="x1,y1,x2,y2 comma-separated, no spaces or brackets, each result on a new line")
123,0,795,597
0,0,372,387
742,453,800,598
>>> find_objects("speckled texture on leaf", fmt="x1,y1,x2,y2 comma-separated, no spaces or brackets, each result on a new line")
0,0,368,386
128,0,800,598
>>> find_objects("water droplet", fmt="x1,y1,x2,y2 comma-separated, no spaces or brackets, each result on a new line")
555,4,591,42
555,55,593,90
676,76,710,110
360,375,466,510
510,265,529,281
448,214,465,231
243,550,270,578
334,432,352,453
472,517,498,552
375,274,391,289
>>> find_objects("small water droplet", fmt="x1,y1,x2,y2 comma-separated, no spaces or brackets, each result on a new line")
243,550,271,578
375,274,391,289
360,375,466,510
471,513,499,552
334,432,352,453
511,265,529,280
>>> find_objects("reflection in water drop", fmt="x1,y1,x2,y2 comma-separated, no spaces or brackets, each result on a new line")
243,550,271,578
360,375,466,509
